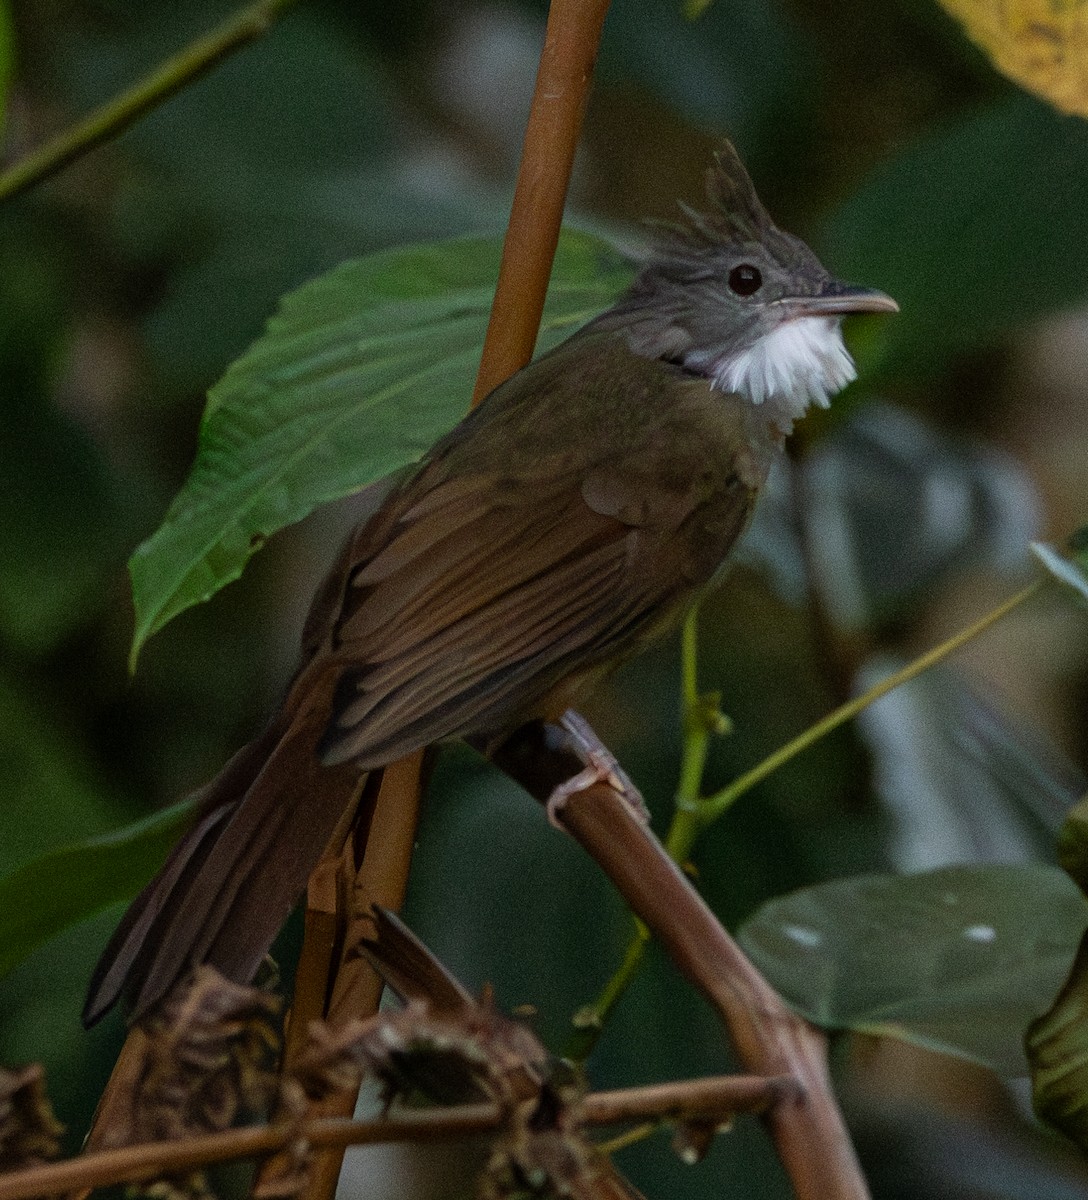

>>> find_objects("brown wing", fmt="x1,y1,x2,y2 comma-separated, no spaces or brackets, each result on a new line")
313,439,755,769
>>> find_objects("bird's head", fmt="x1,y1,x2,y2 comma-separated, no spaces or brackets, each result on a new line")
596,143,898,433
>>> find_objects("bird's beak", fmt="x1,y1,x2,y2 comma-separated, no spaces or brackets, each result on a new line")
784,280,899,318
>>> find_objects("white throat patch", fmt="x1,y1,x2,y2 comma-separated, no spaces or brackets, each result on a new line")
712,316,857,433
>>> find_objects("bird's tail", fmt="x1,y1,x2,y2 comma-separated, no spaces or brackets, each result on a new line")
83,696,369,1027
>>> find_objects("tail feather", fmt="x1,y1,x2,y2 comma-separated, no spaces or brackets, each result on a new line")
84,702,368,1027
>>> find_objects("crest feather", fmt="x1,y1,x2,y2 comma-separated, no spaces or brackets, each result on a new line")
648,140,794,263
702,142,775,243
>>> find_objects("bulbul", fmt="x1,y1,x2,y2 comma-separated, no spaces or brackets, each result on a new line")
84,144,896,1027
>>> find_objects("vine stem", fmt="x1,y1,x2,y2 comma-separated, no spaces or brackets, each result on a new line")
700,576,1047,821
0,0,299,203
566,606,715,1059
576,575,1049,1063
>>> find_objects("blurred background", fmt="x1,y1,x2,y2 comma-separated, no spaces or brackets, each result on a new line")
2,0,1088,1196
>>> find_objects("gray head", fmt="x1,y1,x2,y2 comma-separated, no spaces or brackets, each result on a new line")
591,143,897,432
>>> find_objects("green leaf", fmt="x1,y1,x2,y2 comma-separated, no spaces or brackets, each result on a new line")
128,229,634,668
0,799,195,979
1027,930,1088,1151
738,864,1087,1073
1032,528,1088,605
821,97,1088,374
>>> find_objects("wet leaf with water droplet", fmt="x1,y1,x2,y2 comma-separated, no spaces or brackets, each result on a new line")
738,863,1087,1073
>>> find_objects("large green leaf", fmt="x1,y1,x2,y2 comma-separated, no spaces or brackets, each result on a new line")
738,863,1087,1073
128,229,635,667
821,96,1088,374
0,798,194,979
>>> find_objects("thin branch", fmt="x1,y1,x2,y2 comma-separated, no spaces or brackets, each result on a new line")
0,0,299,204
472,0,612,404
560,574,1051,1197
701,576,1047,820
566,603,729,1063
277,3,613,1197
0,1075,783,1200
549,781,870,1200
576,576,1049,1070
275,754,425,1200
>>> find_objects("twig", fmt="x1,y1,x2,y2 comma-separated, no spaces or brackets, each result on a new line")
0,1074,783,1200
0,0,299,203
566,606,728,1062
273,754,424,1200
472,0,612,403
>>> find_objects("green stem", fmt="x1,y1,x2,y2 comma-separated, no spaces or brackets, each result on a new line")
570,576,1048,1060
700,577,1047,821
565,606,723,1061
0,0,299,204
676,605,709,809
565,922,651,1062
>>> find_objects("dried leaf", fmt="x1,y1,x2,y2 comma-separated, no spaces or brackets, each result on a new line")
938,0,1088,117
93,966,282,1200
290,913,643,1200
0,1064,63,1171
481,1081,645,1200
140,964,282,1140
292,996,547,1111
359,907,477,1013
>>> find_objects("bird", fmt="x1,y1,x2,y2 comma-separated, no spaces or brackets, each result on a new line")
83,142,897,1028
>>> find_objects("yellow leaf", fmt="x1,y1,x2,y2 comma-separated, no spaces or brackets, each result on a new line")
939,0,1088,117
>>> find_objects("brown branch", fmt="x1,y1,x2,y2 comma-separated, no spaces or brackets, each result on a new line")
275,3,612,1196
551,783,871,1200
0,0,299,203
0,1075,782,1200
285,753,425,1200
472,0,612,404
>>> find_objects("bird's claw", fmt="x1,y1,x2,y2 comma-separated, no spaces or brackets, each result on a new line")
545,748,650,830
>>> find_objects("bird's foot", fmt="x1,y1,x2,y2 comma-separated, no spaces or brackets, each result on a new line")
545,750,627,830
546,710,650,829
485,709,650,831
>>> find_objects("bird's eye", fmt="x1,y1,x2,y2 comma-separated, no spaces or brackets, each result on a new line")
728,264,762,296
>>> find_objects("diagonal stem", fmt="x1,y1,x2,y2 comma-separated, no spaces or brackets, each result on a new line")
0,0,299,203
700,576,1047,821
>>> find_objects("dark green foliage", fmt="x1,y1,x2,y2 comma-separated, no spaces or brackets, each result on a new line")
3,2,1088,1197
